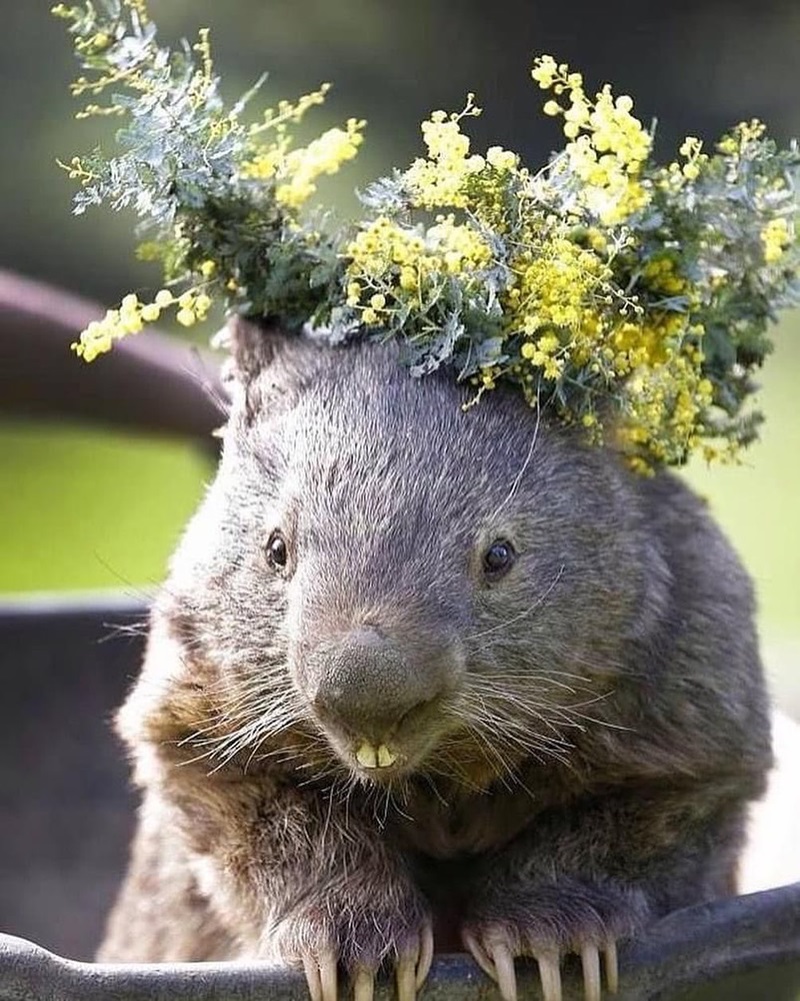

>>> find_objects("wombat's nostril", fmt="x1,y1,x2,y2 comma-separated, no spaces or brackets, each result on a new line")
307,628,444,741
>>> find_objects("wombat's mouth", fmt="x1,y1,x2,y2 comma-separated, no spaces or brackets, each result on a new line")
315,699,451,782
322,730,420,781
348,738,413,781
353,739,399,771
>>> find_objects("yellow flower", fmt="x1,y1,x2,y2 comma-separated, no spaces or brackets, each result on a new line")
404,97,484,209
176,308,196,327
531,55,559,89
361,307,379,325
194,293,212,318
72,284,218,360
275,118,365,210
141,303,160,322
762,217,791,263
399,266,417,290
486,146,518,171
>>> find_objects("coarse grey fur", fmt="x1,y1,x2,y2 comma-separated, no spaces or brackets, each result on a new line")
99,319,772,978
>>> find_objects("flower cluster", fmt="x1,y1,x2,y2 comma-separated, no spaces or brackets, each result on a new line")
73,287,213,361
54,0,363,347
533,56,652,226
340,57,800,468
56,3,800,471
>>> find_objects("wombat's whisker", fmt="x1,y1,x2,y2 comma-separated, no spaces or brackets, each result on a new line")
297,760,350,791
422,743,488,795
463,681,581,722
456,723,523,788
454,691,578,769
468,669,595,692
489,409,542,521
183,699,308,771
99,618,151,642
418,770,451,807
457,689,574,743
189,701,302,746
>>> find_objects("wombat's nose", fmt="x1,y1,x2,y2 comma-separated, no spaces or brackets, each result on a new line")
307,628,437,740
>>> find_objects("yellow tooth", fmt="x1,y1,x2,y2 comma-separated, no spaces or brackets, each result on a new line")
377,744,397,768
355,741,378,768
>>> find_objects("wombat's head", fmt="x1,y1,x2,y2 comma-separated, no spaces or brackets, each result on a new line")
163,320,668,788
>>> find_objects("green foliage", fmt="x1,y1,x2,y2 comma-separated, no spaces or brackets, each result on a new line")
54,0,362,353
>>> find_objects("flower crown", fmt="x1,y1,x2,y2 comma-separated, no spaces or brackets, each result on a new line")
55,0,800,472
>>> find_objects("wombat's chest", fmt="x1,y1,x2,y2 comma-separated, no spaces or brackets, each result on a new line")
391,783,548,858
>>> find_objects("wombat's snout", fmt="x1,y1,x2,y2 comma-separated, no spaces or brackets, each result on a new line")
305,627,454,757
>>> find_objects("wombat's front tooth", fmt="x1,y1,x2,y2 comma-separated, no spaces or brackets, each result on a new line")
377,744,397,768
356,741,379,768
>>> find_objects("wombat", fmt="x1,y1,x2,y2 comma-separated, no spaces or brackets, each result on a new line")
99,317,772,1001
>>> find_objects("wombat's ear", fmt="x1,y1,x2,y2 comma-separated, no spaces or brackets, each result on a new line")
217,314,285,384
217,315,318,423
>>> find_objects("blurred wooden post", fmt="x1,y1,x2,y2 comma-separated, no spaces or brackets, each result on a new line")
0,269,225,446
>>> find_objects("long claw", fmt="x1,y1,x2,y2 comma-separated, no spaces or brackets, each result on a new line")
462,929,498,981
303,957,323,1001
396,952,417,1001
581,945,601,1001
536,950,563,1001
416,924,435,988
353,967,374,1001
319,948,338,1001
604,941,619,994
490,942,517,1001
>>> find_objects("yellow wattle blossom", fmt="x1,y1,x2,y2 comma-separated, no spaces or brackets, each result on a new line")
404,97,485,209
345,213,492,326
531,56,653,225
276,119,365,209
617,349,715,474
762,217,792,263
530,55,560,90
71,287,213,360
242,117,365,209
508,231,610,339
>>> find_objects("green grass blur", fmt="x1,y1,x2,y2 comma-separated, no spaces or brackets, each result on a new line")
683,314,800,712
683,314,799,639
0,423,210,596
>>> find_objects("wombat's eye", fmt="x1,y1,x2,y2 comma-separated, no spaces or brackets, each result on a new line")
483,539,516,580
266,530,289,573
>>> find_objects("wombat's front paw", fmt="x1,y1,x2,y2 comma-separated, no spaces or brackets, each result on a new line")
462,880,650,1001
263,899,433,1001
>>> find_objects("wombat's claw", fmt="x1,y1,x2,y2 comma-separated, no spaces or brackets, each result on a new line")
463,930,619,1001
604,941,618,993
396,922,435,1001
352,966,375,1001
576,942,618,1000
462,930,519,1001
302,949,339,1001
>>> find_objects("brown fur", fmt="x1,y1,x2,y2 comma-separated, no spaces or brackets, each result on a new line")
99,321,772,970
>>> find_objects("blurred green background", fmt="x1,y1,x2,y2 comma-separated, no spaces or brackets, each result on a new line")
0,0,797,711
